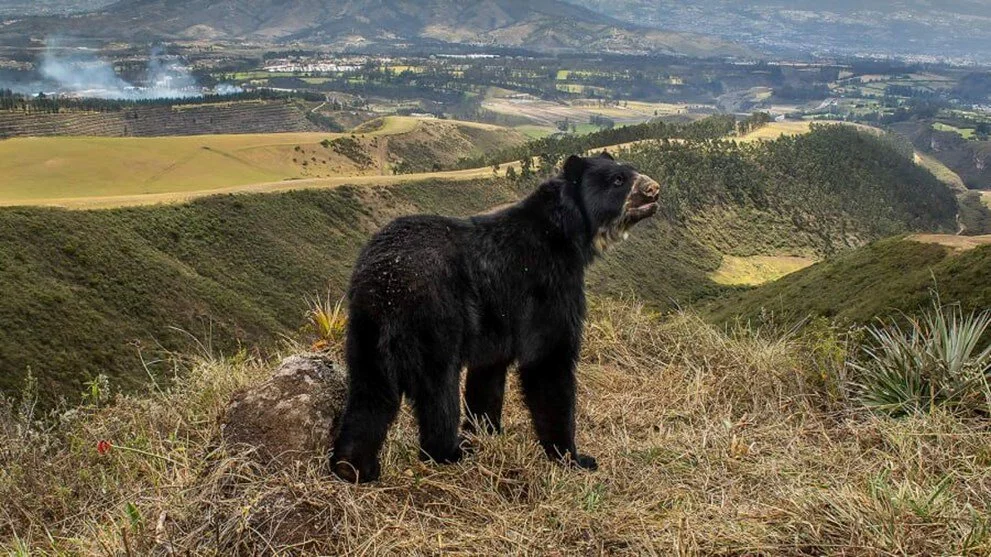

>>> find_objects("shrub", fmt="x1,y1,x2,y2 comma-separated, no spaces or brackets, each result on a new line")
850,301,991,416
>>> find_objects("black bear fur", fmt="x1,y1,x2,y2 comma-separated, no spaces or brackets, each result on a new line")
331,153,659,482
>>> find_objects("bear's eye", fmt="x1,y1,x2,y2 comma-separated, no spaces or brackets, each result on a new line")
612,176,625,187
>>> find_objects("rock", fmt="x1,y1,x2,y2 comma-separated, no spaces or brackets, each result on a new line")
221,354,348,466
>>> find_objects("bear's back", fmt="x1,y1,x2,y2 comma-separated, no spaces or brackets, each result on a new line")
348,214,474,312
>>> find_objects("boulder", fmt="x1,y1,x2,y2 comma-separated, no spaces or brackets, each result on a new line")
221,354,348,466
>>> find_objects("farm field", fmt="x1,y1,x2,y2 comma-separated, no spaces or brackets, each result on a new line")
736,120,812,141
514,124,558,139
0,117,523,208
933,122,976,139
481,97,701,127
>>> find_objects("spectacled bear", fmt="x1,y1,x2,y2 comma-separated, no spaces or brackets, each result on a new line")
332,152,661,483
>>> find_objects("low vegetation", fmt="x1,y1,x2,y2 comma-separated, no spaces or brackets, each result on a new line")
850,300,991,417
455,114,737,169
3,297,989,554
321,136,374,168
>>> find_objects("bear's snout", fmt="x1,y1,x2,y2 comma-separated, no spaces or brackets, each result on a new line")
623,173,661,225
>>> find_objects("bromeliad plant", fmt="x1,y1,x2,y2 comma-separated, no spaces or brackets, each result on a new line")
305,293,348,355
850,300,991,417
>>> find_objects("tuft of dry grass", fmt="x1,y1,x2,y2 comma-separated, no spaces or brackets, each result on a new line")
2,297,990,555
303,293,348,355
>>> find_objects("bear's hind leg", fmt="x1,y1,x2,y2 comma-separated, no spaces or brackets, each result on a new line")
331,314,400,483
464,362,509,434
331,380,400,483
412,360,465,465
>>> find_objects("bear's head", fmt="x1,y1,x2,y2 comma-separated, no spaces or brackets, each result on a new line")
562,152,661,251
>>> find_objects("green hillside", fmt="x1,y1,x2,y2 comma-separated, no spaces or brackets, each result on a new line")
0,126,960,403
620,124,959,257
706,236,991,326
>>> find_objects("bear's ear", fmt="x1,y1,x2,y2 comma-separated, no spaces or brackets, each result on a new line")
597,150,615,161
563,155,586,183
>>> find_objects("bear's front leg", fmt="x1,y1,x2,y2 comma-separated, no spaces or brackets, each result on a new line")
518,343,597,471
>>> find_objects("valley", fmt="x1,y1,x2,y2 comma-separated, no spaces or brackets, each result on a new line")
0,3,989,553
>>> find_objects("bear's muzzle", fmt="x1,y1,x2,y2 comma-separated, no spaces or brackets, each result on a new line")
622,173,661,227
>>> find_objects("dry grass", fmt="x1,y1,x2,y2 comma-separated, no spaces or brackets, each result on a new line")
2,298,990,555
735,121,813,142
908,234,991,251
914,152,968,193
0,163,523,210
0,117,523,209
709,255,817,286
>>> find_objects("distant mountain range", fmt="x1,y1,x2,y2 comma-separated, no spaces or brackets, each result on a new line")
0,0,751,57
570,0,991,62
0,0,113,16
5,0,988,61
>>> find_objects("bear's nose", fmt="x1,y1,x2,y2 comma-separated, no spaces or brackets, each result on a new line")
633,173,660,200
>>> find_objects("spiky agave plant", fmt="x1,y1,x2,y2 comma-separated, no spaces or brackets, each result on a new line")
850,300,991,416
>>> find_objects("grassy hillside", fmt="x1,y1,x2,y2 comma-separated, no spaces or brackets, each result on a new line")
893,121,991,191
620,124,959,256
0,180,517,402
0,126,960,403
706,235,991,326
3,298,989,554
0,117,525,206
0,178,726,403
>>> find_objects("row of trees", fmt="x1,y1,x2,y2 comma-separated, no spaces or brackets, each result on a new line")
458,115,737,170
0,89,319,114
736,111,772,135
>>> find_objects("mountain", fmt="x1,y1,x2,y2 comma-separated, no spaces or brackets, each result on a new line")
3,0,752,57
0,0,113,16
570,0,991,62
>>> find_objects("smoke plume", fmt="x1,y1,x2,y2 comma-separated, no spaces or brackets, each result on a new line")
0,39,242,99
